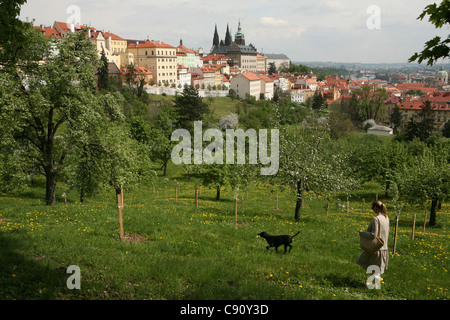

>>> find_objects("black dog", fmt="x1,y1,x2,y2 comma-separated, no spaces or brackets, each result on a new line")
258,231,300,253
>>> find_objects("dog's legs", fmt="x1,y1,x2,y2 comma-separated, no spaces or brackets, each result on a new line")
288,244,292,253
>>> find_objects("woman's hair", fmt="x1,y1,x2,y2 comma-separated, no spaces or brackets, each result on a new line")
372,200,387,217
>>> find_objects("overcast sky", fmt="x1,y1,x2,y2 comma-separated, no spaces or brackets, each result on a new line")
19,0,449,64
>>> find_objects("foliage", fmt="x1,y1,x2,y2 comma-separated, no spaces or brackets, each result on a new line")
327,104,356,139
268,62,277,75
0,21,154,204
277,122,357,220
0,0,31,71
403,100,435,142
389,140,450,225
311,91,325,110
353,85,388,122
174,86,209,131
310,67,353,80
409,0,450,66
444,120,450,138
389,106,403,134
280,63,312,74
97,48,109,91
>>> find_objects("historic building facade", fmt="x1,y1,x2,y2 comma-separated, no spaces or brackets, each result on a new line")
210,21,258,72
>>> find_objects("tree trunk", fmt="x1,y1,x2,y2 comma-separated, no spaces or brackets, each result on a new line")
45,109,58,205
429,196,438,227
216,186,221,201
80,186,85,203
45,169,57,205
294,179,303,221
162,161,168,176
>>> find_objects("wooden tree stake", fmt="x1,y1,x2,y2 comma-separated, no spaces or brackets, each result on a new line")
326,202,330,221
393,214,399,255
423,209,427,233
412,212,416,240
346,198,349,217
275,193,280,210
195,188,198,209
117,184,124,241
234,197,238,225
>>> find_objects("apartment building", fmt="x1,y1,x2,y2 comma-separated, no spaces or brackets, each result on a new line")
127,40,177,86
230,72,262,100
396,92,450,132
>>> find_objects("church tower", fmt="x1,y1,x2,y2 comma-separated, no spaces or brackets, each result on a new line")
213,24,220,48
436,65,448,84
234,20,245,45
225,24,232,46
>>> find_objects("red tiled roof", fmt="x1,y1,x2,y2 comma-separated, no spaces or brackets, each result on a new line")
177,44,197,54
257,74,273,83
202,54,231,62
397,92,450,110
121,66,152,75
36,26,62,38
103,31,126,41
241,72,261,81
128,40,174,49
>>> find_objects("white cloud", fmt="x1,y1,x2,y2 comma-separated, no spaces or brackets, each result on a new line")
326,0,345,10
260,17,290,27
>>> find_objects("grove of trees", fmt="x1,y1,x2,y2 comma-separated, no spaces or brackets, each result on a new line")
1,0,449,227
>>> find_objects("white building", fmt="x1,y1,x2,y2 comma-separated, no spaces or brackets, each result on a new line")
264,53,290,71
257,74,274,100
230,72,261,100
177,65,191,88
296,78,317,91
291,91,304,104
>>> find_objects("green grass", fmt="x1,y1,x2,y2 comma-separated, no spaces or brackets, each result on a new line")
206,96,239,119
0,166,449,300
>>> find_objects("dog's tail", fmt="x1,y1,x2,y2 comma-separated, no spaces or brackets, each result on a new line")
292,231,300,238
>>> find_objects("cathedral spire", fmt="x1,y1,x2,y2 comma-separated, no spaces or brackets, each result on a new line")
213,24,219,48
225,23,232,46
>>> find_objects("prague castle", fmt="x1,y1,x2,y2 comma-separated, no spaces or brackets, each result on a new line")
210,21,259,72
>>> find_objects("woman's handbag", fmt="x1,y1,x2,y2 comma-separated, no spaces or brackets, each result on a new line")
359,217,384,254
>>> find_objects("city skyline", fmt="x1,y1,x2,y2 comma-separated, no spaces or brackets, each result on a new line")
19,0,449,64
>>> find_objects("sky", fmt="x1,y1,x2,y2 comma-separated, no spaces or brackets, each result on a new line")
18,0,449,64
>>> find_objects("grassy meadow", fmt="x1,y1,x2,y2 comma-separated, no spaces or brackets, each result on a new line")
0,161,448,300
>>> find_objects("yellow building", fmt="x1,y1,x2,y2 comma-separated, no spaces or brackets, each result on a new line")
128,40,177,86
256,54,266,72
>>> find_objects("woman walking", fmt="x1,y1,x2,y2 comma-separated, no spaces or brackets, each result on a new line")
357,200,390,275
